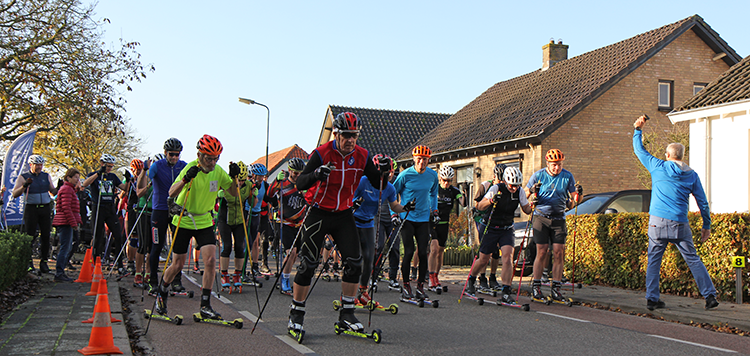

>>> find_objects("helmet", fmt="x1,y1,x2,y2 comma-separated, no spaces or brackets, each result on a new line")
288,158,305,172
163,137,183,152
236,161,248,181
372,154,393,174
153,153,166,162
333,112,361,133
493,163,507,181
196,134,223,156
130,159,144,172
251,163,268,176
545,149,565,162
100,154,116,164
503,166,523,186
28,155,45,164
412,145,431,158
439,165,455,180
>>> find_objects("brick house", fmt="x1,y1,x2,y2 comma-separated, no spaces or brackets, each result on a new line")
668,54,750,213
251,144,309,179
395,15,741,216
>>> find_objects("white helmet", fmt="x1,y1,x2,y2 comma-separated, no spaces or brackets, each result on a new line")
153,153,166,162
28,155,45,164
503,166,523,186
439,165,455,180
100,154,116,164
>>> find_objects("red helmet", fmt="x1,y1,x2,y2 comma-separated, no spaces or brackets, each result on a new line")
412,145,431,158
197,134,223,156
333,112,361,133
130,159,144,171
545,149,564,162
372,154,394,173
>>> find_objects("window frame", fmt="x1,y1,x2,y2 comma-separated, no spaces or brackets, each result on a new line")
658,80,674,111
693,82,707,96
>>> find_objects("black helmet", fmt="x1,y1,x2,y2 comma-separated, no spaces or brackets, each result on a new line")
288,158,305,172
164,137,183,152
333,112,361,133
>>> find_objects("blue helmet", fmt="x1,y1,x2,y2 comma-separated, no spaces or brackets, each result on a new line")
251,163,268,176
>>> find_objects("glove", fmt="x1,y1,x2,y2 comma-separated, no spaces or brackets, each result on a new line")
432,210,441,224
97,165,107,176
391,213,401,226
530,182,542,195
314,164,332,181
276,170,286,182
352,196,364,210
492,190,503,204
182,165,201,183
228,162,240,178
143,159,151,171
575,183,583,196
167,197,185,217
403,200,416,212
374,154,391,175
23,177,33,188
124,169,132,182
56,178,64,190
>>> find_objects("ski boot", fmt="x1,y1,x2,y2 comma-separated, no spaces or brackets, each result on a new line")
477,274,496,296
220,272,231,291
155,282,169,315
321,261,332,282
489,274,501,291
233,271,242,293
331,263,341,282
280,275,293,296
531,280,549,305
549,281,573,306
288,301,306,343
126,261,136,275
146,282,158,297
465,276,477,296
415,282,427,301
260,263,271,274
357,287,380,309
338,297,364,332
199,305,222,320
133,273,144,289
401,282,414,300
541,270,550,284
251,263,262,279
388,279,400,292
410,266,417,281
500,285,514,304
434,273,447,292
171,279,186,293
192,260,201,274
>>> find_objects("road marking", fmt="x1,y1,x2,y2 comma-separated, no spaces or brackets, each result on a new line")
184,274,233,304
276,335,316,354
238,310,258,323
536,312,590,323
648,335,737,353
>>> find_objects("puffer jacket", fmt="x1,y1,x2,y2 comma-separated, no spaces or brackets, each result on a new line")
53,181,81,227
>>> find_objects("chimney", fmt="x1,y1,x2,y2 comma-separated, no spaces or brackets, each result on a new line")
542,39,568,71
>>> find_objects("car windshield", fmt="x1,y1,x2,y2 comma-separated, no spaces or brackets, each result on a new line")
566,195,611,215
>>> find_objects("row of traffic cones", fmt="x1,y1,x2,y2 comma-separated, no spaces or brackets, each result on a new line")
75,248,123,355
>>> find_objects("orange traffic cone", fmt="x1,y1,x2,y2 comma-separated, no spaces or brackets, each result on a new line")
75,248,94,283
85,258,103,296
78,279,123,355
83,280,121,323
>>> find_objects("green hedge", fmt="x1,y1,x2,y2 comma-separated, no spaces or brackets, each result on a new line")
0,231,32,290
443,245,477,266
566,212,750,301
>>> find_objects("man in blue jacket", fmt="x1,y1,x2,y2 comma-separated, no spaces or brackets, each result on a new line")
633,115,718,311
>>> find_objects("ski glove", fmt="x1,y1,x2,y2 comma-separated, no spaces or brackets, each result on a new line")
575,184,583,196
228,162,240,179
530,182,542,195
492,190,503,204
276,170,286,182
391,213,401,226
352,196,364,210
23,177,33,188
183,166,201,184
97,165,107,176
402,200,416,212
432,210,441,223
124,169,132,182
314,164,332,181
375,154,391,175
167,197,185,217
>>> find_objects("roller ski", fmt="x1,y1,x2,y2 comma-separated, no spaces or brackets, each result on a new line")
332,299,399,315
460,277,485,305
333,298,381,343
489,286,530,311
334,322,382,343
169,278,193,297
530,281,552,305
547,282,574,307
144,309,183,325
387,280,400,292
428,273,447,294
488,274,502,292
541,280,583,289
288,300,306,344
192,306,243,329
399,282,439,308
240,271,263,289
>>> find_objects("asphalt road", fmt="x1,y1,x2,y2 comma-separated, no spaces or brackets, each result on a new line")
126,260,750,356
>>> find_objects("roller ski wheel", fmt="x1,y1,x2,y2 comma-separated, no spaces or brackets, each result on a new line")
461,291,484,305
399,296,425,308
192,313,244,328
169,290,195,298
332,299,342,311
531,296,552,305
334,322,382,343
366,301,399,314
144,309,183,325
288,328,305,344
477,287,497,297
428,286,443,295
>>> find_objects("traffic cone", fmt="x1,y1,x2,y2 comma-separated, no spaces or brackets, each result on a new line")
83,280,121,323
75,248,94,283
85,258,103,296
78,279,123,355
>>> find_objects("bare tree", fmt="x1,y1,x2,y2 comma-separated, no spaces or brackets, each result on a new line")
633,122,690,189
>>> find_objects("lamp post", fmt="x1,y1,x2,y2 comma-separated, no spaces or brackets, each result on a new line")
238,97,270,169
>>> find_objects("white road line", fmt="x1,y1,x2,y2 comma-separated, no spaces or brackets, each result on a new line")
648,335,737,353
238,310,258,323
184,274,232,304
536,311,591,323
276,335,316,354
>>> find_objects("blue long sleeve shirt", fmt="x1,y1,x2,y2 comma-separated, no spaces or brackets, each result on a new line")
392,167,438,223
633,129,711,229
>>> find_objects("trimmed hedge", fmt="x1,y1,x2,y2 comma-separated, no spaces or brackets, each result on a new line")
443,245,477,266
0,231,32,291
566,212,750,301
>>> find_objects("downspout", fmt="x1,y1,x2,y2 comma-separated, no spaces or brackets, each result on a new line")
705,117,712,208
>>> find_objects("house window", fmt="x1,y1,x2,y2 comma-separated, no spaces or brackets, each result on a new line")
693,82,707,96
455,165,474,214
658,80,673,111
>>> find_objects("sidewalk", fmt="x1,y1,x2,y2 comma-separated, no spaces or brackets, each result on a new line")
0,273,132,356
439,265,750,334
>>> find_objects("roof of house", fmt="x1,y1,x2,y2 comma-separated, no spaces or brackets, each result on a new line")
327,105,451,158
673,54,750,112
397,15,740,160
252,144,309,172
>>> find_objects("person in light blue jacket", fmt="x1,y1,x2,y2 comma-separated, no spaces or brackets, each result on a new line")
633,115,718,311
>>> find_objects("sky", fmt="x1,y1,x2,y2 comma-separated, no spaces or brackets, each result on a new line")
91,1,750,168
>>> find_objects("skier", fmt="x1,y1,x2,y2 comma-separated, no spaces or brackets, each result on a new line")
123,159,144,275
392,145,439,301
137,138,187,294
465,167,532,301
352,154,414,306
245,163,272,283
133,159,154,289
287,112,387,337
473,163,504,291
155,134,240,319
428,165,466,291
525,149,582,302
217,161,253,292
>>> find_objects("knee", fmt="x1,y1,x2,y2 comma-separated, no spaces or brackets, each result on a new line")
342,255,363,283
296,255,319,281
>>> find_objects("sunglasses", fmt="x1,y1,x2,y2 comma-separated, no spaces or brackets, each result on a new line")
203,156,219,163
340,132,359,139
168,152,180,157
106,164,114,168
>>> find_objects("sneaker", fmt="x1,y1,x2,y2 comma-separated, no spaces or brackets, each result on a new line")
401,282,414,299
465,276,476,296
705,295,719,310
200,305,222,320
54,274,74,282
646,299,665,311
39,261,50,274
67,262,77,271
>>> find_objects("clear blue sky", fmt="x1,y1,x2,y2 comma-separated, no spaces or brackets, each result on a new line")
92,1,750,167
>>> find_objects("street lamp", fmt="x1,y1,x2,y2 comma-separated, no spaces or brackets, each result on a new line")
238,97,270,170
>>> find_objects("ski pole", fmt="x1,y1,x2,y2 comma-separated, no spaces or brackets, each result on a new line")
515,209,535,301
90,186,102,260
459,253,479,304
108,190,154,279
304,244,336,305
236,176,261,313
570,184,580,295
